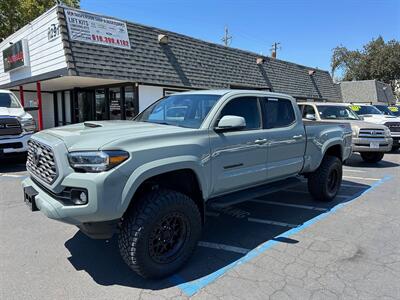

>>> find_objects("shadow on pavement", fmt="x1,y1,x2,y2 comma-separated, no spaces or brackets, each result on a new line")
64,179,370,290
345,153,399,168
0,154,27,173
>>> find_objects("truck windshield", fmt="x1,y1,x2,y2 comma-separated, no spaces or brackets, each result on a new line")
350,105,382,115
318,105,360,120
0,92,21,108
135,94,221,128
374,105,395,116
388,106,400,117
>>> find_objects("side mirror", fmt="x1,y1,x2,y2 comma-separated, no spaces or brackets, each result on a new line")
215,115,246,132
305,114,316,121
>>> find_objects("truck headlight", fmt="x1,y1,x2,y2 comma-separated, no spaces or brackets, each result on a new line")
68,151,129,172
384,127,391,137
20,118,36,132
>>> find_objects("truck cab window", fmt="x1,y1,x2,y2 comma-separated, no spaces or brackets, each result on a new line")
302,105,316,118
262,98,295,128
219,97,260,130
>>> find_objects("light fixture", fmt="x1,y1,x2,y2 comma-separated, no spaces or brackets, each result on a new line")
158,34,169,44
308,70,316,75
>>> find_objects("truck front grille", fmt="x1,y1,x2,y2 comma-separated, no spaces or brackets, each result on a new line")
26,139,58,184
358,128,385,138
384,122,400,133
0,118,22,136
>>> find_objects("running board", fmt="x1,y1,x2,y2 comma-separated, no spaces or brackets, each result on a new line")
207,177,303,209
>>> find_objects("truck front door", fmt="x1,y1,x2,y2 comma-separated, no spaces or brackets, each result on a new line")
260,97,306,180
209,96,268,196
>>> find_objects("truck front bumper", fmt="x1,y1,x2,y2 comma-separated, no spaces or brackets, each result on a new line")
352,137,393,153
21,169,129,238
0,133,32,155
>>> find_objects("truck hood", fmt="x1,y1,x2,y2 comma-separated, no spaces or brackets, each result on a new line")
42,121,192,151
361,114,400,125
0,107,26,118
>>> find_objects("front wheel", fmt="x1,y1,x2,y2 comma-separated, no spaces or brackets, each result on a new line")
118,189,202,279
360,152,384,163
308,155,342,202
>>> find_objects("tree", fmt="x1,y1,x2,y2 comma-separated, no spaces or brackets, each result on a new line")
331,37,400,93
0,0,80,40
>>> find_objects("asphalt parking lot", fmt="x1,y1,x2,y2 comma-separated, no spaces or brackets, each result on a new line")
1,153,399,299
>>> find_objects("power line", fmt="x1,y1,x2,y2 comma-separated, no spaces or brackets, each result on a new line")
221,26,232,46
270,42,281,58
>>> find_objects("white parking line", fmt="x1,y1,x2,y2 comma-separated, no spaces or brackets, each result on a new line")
284,189,349,199
0,174,27,178
198,241,250,254
343,168,366,173
249,199,328,211
247,217,299,228
343,175,380,181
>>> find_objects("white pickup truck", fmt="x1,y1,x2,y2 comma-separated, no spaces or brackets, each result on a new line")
0,90,36,158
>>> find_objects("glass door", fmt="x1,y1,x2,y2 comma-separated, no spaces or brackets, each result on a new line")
76,90,94,122
109,87,122,120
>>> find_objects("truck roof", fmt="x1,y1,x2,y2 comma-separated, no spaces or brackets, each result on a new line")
175,89,294,99
0,89,12,94
298,102,350,107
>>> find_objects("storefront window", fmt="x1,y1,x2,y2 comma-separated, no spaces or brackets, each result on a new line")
77,91,93,122
109,87,121,120
95,89,107,120
124,86,136,120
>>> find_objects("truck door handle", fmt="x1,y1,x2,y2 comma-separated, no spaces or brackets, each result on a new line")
292,135,303,140
254,139,268,145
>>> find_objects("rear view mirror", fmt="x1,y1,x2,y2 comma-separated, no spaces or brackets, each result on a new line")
215,115,246,132
305,114,316,121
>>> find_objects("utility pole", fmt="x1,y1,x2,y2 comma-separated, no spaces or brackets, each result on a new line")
270,42,281,58
221,26,232,47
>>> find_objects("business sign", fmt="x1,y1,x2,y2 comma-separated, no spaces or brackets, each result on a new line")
65,9,131,49
2,40,30,72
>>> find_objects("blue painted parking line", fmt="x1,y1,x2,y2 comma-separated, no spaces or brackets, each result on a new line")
171,175,392,296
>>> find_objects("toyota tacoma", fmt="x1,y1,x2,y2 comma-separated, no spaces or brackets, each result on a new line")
22,90,352,278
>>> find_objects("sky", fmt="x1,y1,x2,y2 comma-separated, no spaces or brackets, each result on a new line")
81,0,400,73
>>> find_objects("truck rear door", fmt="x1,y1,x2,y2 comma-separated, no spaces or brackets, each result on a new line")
260,97,306,180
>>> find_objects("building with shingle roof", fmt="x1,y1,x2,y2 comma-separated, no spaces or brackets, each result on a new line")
0,5,341,129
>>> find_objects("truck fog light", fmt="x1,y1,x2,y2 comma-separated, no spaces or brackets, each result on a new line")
71,189,88,205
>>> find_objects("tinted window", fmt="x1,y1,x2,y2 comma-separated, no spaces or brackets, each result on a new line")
0,93,21,108
349,105,382,115
301,105,316,118
219,97,261,130
318,105,359,120
374,105,395,116
262,98,295,128
136,94,220,129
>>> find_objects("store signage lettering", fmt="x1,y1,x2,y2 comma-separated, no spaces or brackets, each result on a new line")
64,8,131,49
2,40,29,72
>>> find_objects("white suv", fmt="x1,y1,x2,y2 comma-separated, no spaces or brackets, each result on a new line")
0,90,36,158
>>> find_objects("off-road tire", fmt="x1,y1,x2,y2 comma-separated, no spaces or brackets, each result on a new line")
360,152,384,163
308,155,342,202
118,188,202,279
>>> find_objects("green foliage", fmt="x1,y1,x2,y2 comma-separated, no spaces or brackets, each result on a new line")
0,0,80,40
331,37,400,90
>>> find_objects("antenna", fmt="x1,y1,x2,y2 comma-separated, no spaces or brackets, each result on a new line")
221,26,232,47
270,42,281,58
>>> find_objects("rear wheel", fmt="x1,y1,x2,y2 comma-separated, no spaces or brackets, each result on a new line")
360,152,384,163
308,155,342,202
118,188,202,279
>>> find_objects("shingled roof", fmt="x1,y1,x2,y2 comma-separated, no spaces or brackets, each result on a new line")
58,6,341,101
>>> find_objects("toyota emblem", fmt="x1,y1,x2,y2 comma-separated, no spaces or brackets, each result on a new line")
32,148,42,166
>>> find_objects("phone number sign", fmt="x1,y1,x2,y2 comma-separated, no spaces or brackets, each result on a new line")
65,9,131,49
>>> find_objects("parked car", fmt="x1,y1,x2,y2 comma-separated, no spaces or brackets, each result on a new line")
387,105,400,117
298,102,392,163
374,104,397,116
22,90,352,279
349,104,400,151
0,90,36,158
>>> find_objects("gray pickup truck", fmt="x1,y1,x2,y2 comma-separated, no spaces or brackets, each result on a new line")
22,90,352,278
